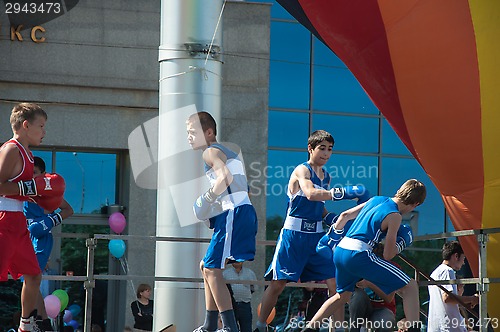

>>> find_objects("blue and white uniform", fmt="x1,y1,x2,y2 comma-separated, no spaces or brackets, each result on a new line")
265,162,335,282
203,143,258,269
335,196,411,294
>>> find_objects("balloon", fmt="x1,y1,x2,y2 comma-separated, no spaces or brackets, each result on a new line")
277,0,500,319
108,239,126,259
68,320,80,330
63,310,73,323
68,304,81,318
257,303,276,324
44,295,61,319
108,212,126,234
52,289,69,311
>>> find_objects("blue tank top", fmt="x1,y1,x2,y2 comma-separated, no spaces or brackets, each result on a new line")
345,196,399,247
286,162,331,221
204,143,250,206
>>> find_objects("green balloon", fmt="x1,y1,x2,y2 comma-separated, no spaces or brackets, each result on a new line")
52,289,69,312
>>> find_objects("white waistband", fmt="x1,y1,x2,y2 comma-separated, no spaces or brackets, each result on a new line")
338,237,373,252
283,216,323,233
220,191,251,210
0,196,24,212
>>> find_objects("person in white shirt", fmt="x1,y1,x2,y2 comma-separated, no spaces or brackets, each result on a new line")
427,241,479,332
223,262,257,332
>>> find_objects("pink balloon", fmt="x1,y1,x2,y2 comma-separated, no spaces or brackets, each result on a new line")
108,212,126,234
44,295,61,319
63,309,73,323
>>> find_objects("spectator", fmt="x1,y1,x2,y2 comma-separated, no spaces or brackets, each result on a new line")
223,262,258,332
427,241,479,332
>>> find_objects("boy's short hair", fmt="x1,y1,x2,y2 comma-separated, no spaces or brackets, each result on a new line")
442,240,464,260
308,130,334,149
395,179,426,206
136,283,152,298
34,156,46,173
188,111,217,136
10,103,47,131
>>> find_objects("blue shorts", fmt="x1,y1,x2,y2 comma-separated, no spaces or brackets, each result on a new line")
264,229,336,282
334,247,410,294
31,234,53,269
203,204,258,269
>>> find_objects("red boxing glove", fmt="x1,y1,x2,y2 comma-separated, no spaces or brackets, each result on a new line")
19,173,66,197
34,195,64,212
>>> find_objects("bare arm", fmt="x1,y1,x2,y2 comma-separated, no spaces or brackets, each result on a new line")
333,203,366,230
442,290,479,307
0,144,24,195
357,279,395,303
381,213,402,260
58,199,74,219
203,147,233,196
292,165,332,201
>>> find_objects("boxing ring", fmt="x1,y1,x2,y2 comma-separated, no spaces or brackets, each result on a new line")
47,226,499,332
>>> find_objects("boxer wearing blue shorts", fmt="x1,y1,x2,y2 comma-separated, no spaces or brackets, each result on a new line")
255,130,350,332
24,156,73,331
188,112,257,332
302,179,426,332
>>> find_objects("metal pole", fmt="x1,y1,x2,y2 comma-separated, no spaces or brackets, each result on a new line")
73,152,85,213
84,238,96,332
156,1,223,331
477,232,489,332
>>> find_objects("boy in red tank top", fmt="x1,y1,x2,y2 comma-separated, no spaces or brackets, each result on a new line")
0,103,47,332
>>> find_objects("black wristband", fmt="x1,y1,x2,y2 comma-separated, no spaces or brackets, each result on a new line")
203,188,217,203
18,179,37,196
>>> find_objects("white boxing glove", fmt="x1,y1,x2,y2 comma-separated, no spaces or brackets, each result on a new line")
193,189,223,221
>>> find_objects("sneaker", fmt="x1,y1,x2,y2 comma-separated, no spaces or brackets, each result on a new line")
19,310,37,332
31,321,42,332
193,327,214,332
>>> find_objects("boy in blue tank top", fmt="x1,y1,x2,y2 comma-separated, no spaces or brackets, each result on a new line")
187,112,258,332
255,130,348,332
301,179,426,332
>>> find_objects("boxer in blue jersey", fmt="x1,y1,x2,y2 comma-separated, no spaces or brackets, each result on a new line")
302,179,426,332
187,112,258,332
255,130,364,332
25,156,73,331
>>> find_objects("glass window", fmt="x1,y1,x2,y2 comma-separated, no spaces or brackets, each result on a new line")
381,118,411,156
33,151,53,172
55,152,117,214
325,154,379,214
313,65,379,114
266,150,307,219
381,157,445,235
313,37,347,69
270,21,311,109
268,110,309,148
312,114,379,153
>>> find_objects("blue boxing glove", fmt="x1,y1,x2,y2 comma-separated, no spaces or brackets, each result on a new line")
395,224,414,253
316,219,354,260
330,185,370,204
193,188,223,222
27,213,62,239
322,212,338,227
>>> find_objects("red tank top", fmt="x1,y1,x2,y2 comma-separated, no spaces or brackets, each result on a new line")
1,139,34,201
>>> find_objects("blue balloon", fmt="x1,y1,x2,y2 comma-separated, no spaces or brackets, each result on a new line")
68,319,80,329
68,304,81,317
108,239,126,259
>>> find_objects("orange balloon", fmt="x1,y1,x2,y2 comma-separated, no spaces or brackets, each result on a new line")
257,303,276,324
